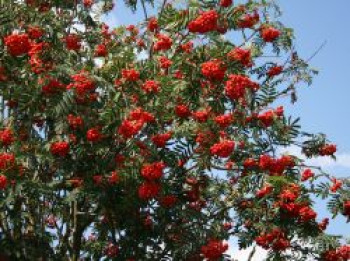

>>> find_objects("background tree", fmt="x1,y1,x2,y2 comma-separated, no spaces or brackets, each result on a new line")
0,0,349,260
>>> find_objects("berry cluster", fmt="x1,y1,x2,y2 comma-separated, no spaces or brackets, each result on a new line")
140,162,165,180
256,228,290,251
188,10,219,34
261,27,281,42
154,34,173,52
210,140,235,158
64,34,81,51
4,33,31,56
118,108,155,139
201,59,226,81
0,129,14,146
225,74,259,101
227,48,252,67
151,132,172,147
200,239,228,260
50,142,70,157
0,153,15,170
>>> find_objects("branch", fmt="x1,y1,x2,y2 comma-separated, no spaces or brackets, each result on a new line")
247,246,256,261
140,0,148,20
307,40,327,62
159,0,168,17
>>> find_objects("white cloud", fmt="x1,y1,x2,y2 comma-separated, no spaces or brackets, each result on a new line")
308,154,350,169
280,145,350,170
228,245,268,261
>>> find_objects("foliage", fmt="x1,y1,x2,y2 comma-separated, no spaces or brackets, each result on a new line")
0,0,349,260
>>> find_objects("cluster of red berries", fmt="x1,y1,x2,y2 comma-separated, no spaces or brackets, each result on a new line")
83,0,94,8
256,228,290,251
118,119,143,139
27,26,44,39
258,107,283,127
4,31,52,74
210,140,235,158
258,110,276,127
28,41,52,74
41,78,65,96
319,144,337,156
118,108,155,139
86,128,102,142
0,129,14,146
151,132,172,147
147,17,158,32
256,184,273,198
0,153,15,170
180,41,193,53
225,74,259,101
130,108,155,123
175,104,191,118
301,168,314,182
50,141,70,157
126,24,139,35
279,185,300,202
277,185,317,223
219,0,233,8
261,27,281,42
227,48,252,67
267,65,283,77
153,34,172,51
108,171,120,185
104,243,119,258
237,12,260,29
298,205,317,223
67,71,96,96
322,245,350,261
4,33,31,56
330,178,342,192
200,239,228,260
188,10,219,34
158,56,172,69
258,154,295,176
142,80,161,93
140,162,165,180
318,217,329,231
0,175,7,190
214,114,234,128
192,109,210,123
122,69,140,82
64,34,81,51
94,44,107,57
67,114,84,129
343,201,350,218
201,59,226,81
138,182,161,200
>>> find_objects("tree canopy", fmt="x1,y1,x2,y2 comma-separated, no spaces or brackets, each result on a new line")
0,0,349,260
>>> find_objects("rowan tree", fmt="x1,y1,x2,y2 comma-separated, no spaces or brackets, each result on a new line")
0,0,349,260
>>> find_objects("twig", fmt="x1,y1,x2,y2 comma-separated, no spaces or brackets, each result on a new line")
159,0,168,17
247,246,256,261
307,40,327,62
140,0,148,20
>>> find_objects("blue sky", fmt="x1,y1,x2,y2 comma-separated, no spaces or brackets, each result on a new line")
279,0,350,153
103,0,350,259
